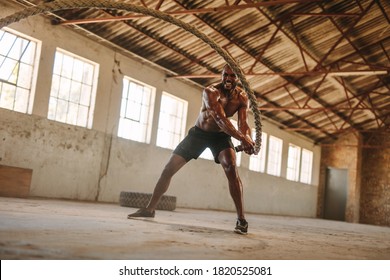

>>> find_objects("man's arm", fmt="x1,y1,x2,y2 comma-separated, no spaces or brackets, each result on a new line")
237,101,256,155
237,99,251,137
204,87,254,154
203,87,245,141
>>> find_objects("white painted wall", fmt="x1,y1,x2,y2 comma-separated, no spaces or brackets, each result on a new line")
0,1,320,217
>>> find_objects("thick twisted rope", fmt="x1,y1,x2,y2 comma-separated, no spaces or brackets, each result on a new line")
0,0,262,153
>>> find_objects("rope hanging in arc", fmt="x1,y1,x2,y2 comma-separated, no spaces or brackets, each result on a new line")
0,0,263,153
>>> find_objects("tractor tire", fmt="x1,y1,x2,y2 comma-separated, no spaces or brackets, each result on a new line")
119,191,176,211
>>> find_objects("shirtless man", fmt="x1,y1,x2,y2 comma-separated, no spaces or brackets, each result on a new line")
128,64,256,234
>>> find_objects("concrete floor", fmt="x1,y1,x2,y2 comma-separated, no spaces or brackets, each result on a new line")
0,197,389,260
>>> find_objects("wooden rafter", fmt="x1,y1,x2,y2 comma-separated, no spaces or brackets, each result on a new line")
57,0,322,25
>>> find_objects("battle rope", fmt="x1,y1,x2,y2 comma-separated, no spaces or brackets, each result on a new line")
0,0,262,153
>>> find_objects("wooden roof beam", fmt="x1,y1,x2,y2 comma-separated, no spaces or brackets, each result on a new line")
56,0,322,25
167,70,388,78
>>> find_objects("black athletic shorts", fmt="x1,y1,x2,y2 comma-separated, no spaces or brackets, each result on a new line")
173,126,234,164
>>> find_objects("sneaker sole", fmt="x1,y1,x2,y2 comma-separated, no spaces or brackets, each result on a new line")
127,215,155,219
234,229,248,235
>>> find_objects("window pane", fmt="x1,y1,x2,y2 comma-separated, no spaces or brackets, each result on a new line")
50,75,60,98
77,105,89,127
58,77,71,100
8,37,27,60
300,149,313,184
82,63,94,84
0,31,16,56
142,87,151,105
48,97,57,120
156,92,188,150
48,49,98,128
125,100,141,121
67,102,78,125
56,99,68,123
61,55,73,79
53,52,63,75
69,81,81,103
0,58,18,83
286,144,301,181
72,59,84,82
0,83,16,110
14,87,29,113
267,135,283,176
249,131,267,172
17,63,33,88
117,77,155,144
20,41,36,65
80,85,92,106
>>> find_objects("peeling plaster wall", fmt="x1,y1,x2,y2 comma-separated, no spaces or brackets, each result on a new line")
0,109,319,217
0,110,105,200
0,1,320,217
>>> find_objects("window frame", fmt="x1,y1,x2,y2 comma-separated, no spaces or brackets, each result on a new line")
118,76,155,143
0,28,41,114
48,48,99,129
300,148,313,184
156,91,188,150
286,143,301,181
266,135,283,177
249,131,267,173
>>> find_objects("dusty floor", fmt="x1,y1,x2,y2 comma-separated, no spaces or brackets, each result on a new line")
0,197,389,260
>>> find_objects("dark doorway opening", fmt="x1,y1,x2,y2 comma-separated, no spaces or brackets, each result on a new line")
324,167,348,221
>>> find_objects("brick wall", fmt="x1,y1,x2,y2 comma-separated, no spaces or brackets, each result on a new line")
318,133,361,223
360,132,390,226
320,132,390,227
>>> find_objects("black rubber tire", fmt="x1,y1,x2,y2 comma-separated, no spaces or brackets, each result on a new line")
119,191,176,211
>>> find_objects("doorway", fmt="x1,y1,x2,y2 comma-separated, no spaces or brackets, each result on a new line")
324,167,348,221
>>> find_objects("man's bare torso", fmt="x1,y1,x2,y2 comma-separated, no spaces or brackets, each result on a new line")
195,83,245,132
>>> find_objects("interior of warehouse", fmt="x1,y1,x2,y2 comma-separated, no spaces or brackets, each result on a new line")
0,0,389,260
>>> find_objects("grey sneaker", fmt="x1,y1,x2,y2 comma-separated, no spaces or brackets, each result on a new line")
127,208,155,218
234,218,248,235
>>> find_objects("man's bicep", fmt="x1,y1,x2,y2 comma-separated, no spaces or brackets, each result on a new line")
237,105,248,122
238,106,251,134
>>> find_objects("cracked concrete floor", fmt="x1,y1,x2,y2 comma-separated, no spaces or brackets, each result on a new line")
0,197,389,260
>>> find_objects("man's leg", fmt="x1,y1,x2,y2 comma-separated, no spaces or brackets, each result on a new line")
218,148,248,234
128,154,187,218
145,154,187,211
218,148,245,219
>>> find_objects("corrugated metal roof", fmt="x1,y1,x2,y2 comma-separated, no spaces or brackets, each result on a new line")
8,0,390,143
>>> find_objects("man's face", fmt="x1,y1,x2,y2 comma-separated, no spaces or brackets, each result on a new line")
222,66,237,91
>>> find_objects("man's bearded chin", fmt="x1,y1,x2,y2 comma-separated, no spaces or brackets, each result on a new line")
224,80,236,90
